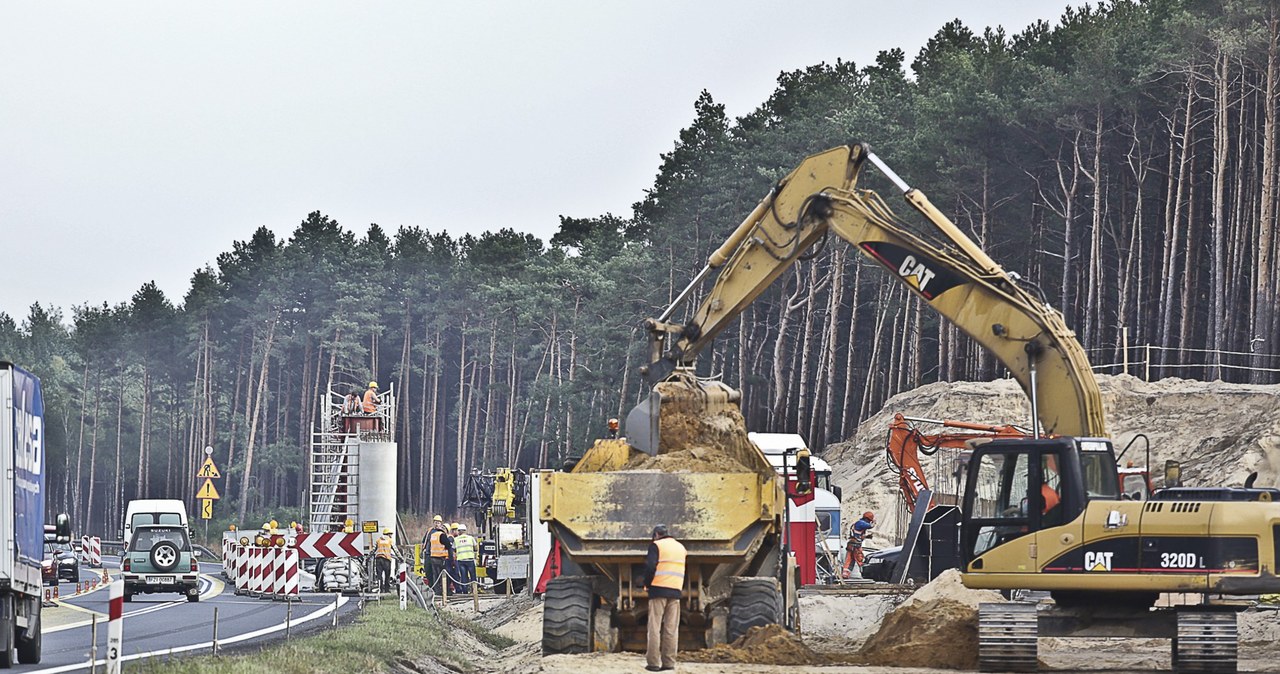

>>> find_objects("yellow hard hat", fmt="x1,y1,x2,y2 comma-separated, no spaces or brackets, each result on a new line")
433,515,443,522
383,527,393,534
369,381,379,389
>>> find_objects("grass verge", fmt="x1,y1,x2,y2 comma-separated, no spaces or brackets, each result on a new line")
132,600,510,674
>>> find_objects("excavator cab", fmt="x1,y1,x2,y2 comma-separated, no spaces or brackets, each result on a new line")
961,437,1119,567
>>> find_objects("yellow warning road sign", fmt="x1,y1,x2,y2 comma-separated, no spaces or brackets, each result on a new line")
362,521,379,533
196,457,221,478
201,499,213,519
197,478,221,500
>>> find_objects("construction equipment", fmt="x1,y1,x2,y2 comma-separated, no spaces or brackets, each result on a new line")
540,381,790,653
608,143,1278,671
886,413,1030,512
461,468,537,592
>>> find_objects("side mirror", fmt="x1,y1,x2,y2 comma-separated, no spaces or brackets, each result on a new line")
794,449,813,495
1164,460,1182,488
55,513,72,544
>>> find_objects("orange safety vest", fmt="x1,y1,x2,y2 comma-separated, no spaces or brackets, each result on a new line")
375,535,394,560
429,530,449,558
363,389,379,413
651,537,687,591
1041,483,1061,514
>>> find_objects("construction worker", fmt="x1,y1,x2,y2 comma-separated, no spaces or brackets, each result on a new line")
841,511,875,579
453,524,478,591
640,524,686,672
422,515,453,592
374,528,395,592
607,417,620,439
447,523,463,593
362,381,380,413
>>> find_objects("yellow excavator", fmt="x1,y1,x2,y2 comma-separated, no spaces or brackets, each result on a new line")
549,143,1278,672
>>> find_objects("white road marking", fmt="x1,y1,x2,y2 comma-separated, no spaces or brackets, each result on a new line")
33,594,350,673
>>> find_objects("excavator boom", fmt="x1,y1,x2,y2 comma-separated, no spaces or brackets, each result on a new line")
639,143,1106,440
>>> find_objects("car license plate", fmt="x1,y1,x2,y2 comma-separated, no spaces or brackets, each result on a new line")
148,576,174,584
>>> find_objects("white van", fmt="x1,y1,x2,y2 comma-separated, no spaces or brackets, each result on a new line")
123,499,190,550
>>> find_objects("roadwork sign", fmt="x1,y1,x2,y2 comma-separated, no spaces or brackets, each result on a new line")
196,457,221,478
197,478,221,500
200,499,213,519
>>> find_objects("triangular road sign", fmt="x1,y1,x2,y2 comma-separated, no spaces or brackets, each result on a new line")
196,457,221,479
196,478,221,500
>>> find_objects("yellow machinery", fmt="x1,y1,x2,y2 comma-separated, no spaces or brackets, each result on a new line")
540,379,789,653
545,142,1280,671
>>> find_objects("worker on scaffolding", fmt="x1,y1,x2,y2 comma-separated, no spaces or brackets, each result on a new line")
341,390,362,433
362,381,382,431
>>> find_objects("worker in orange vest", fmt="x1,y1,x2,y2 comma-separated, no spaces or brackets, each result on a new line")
374,528,395,592
421,515,452,592
640,524,686,672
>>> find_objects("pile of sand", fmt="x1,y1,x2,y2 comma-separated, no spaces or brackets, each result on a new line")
622,380,760,473
683,624,837,665
856,569,1004,670
825,374,1280,543
624,447,752,472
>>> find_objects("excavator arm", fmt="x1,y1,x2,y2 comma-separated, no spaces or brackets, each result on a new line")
640,143,1106,441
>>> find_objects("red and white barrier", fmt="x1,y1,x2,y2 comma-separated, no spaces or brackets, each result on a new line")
80,536,102,567
107,579,123,674
234,545,250,595
295,532,364,558
274,547,299,600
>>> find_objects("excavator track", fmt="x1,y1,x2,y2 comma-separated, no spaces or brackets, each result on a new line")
1172,610,1237,674
978,602,1038,672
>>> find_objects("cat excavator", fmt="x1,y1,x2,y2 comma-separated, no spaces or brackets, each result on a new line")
628,143,1280,673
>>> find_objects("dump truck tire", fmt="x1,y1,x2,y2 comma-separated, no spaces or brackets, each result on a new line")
728,577,782,642
543,576,592,655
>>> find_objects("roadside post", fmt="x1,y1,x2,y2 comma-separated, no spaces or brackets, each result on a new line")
89,614,98,674
196,447,221,545
398,563,407,611
107,580,123,674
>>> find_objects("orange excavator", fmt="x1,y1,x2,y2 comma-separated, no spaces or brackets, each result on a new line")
885,413,1029,513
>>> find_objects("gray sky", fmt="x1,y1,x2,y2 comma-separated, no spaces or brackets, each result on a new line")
1,1,1075,319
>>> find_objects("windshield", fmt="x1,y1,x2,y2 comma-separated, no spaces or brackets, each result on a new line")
1081,451,1121,500
131,512,184,529
44,542,71,557
131,527,190,552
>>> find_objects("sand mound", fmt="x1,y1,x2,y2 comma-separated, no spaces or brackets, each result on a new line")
684,624,835,665
856,569,1004,670
623,380,758,473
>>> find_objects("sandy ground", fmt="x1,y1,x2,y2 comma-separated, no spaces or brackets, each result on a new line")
437,583,1280,674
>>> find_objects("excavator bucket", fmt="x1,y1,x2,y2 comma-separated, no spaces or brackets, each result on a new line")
625,390,662,455
624,379,749,458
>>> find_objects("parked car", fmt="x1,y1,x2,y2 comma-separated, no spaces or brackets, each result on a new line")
42,542,80,584
860,545,902,583
121,524,200,602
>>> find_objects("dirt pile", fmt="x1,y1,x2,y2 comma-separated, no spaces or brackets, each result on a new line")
825,374,1280,542
623,380,758,473
856,569,1004,670
684,624,837,665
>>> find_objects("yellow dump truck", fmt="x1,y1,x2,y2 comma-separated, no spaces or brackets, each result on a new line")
539,380,791,653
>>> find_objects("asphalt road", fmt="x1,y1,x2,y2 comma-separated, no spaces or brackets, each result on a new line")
16,557,360,672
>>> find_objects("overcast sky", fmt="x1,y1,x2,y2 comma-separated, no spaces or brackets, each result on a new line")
1,1,1077,320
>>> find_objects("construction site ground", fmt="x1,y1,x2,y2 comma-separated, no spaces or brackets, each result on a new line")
440,573,1280,673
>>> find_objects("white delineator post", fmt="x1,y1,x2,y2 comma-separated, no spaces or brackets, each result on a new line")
107,579,123,674
398,563,407,610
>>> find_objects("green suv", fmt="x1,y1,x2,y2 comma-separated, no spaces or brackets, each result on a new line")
121,525,201,602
